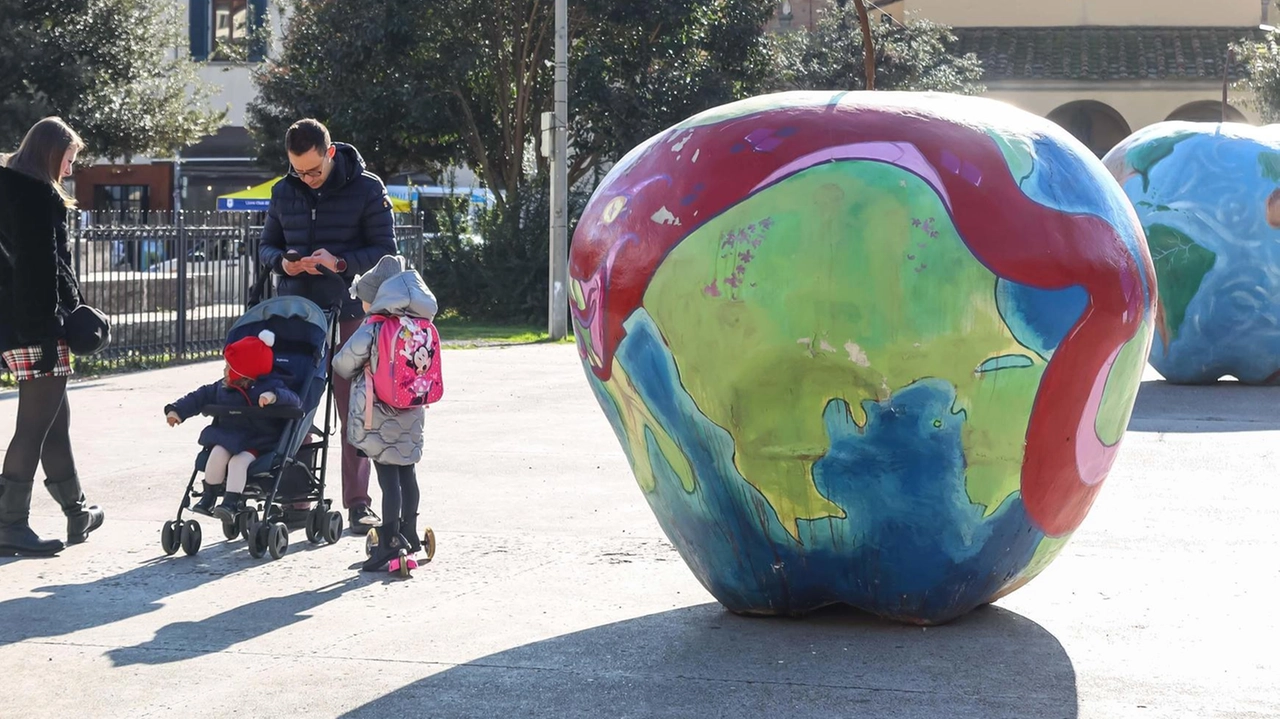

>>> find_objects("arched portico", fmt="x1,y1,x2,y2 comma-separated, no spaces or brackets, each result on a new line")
1046,100,1133,157
1166,100,1247,123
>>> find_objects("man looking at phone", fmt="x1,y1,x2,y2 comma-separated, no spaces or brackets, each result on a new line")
259,118,396,534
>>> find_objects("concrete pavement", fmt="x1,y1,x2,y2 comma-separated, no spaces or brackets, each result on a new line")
0,344,1276,718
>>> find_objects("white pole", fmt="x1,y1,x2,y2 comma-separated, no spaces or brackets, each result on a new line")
548,0,569,340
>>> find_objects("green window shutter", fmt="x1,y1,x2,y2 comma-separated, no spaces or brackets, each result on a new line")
189,0,210,61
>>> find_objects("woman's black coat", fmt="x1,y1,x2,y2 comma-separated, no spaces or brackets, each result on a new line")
0,166,79,353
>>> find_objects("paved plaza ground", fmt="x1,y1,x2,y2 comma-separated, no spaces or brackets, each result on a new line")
0,344,1276,718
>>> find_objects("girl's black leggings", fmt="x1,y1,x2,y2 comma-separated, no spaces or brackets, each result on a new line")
373,462,418,540
3,375,76,483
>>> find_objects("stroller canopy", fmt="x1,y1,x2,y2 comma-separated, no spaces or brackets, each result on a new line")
232,296,329,336
227,296,332,388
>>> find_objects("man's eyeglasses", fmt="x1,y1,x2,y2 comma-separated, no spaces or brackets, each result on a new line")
289,153,329,180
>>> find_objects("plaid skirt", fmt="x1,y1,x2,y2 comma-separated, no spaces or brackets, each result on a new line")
0,341,73,381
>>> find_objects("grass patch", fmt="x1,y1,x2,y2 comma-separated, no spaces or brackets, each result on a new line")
434,313,576,348
1,351,215,388
436,319,544,343
0,318,574,386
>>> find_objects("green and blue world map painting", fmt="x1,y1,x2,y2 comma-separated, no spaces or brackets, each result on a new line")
1106,121,1280,385
570,92,1156,625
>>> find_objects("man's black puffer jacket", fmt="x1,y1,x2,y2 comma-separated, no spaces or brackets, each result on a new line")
258,142,397,319
0,166,80,353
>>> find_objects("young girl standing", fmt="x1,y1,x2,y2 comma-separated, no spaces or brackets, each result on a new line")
332,255,437,573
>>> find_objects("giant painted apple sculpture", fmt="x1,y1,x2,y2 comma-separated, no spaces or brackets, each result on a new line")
571,91,1156,625
1104,121,1280,385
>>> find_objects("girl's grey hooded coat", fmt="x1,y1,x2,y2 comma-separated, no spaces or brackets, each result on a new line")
332,269,438,466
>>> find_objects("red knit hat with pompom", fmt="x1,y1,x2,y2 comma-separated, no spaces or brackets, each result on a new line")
225,330,276,381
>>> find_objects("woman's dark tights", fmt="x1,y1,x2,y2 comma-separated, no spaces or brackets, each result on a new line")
373,462,418,541
3,376,76,482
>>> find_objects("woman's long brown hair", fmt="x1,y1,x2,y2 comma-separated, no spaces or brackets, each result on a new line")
2,116,85,208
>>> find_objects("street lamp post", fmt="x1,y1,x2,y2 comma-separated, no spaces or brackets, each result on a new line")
1223,46,1234,122
548,0,569,340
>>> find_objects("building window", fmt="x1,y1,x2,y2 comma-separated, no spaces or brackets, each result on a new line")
213,0,248,52
95,185,151,215
190,0,267,62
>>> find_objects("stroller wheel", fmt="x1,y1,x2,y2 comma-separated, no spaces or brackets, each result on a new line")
248,522,268,559
221,518,239,542
364,529,378,558
322,510,344,545
180,520,203,556
268,523,289,560
305,508,324,545
422,528,436,563
238,509,258,542
160,520,182,556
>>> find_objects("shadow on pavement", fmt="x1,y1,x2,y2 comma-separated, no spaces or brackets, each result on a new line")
106,576,363,666
342,603,1078,719
1128,380,1280,433
0,533,341,646
0,381,110,401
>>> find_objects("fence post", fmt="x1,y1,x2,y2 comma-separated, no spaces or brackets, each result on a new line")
241,212,252,306
71,211,82,281
176,210,188,359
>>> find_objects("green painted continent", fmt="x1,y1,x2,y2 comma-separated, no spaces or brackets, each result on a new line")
1147,223,1217,343
642,161,1046,537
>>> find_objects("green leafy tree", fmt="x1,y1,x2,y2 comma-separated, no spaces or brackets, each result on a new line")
250,0,778,204
769,6,985,95
1236,33,1280,123
259,0,951,321
567,0,777,184
416,0,556,208
248,0,460,180
0,0,225,160
430,0,778,200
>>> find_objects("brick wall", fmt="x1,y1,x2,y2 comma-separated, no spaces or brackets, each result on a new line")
73,163,174,212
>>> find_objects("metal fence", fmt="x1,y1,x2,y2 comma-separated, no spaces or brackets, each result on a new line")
30,210,426,377
71,211,258,370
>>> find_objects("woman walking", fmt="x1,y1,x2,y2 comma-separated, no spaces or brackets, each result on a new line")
0,117,104,556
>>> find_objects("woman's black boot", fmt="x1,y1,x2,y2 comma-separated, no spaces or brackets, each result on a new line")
44,475,105,545
0,475,64,556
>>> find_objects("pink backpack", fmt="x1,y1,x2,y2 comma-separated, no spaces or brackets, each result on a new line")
363,314,443,411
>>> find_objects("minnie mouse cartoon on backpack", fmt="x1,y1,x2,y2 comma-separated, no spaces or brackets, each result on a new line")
395,317,440,404
341,255,444,413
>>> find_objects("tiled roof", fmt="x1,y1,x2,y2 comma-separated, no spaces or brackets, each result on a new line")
951,26,1262,82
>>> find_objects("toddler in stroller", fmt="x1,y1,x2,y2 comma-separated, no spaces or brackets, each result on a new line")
164,330,301,519
157,295,346,560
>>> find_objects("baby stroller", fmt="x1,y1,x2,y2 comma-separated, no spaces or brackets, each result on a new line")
159,293,345,561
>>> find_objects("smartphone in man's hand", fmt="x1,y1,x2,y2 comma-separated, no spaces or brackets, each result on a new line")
282,249,307,276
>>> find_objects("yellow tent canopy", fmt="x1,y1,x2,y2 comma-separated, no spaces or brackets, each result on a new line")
217,177,412,213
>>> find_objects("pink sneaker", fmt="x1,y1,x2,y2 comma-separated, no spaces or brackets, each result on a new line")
388,555,419,574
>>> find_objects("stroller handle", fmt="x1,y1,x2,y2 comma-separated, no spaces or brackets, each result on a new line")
201,404,306,420
315,263,348,313
253,258,349,313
